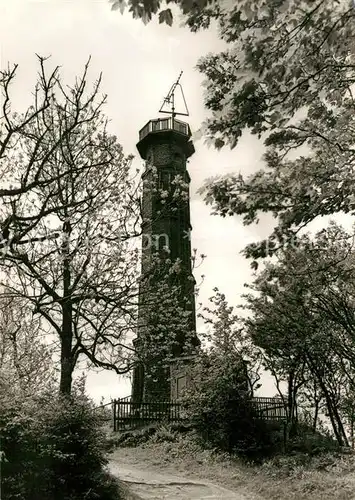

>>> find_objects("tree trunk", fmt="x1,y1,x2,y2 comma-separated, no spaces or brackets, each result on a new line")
59,238,73,395
333,403,349,447
322,386,349,447
59,344,73,394
313,400,319,432
307,355,349,446
324,394,343,445
287,372,298,436
59,298,74,394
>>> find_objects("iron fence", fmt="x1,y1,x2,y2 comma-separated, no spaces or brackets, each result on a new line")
251,397,287,421
112,397,183,431
111,395,287,431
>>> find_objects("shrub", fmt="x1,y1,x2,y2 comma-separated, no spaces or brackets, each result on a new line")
106,422,194,450
287,422,340,456
150,423,179,443
0,389,122,500
181,351,273,460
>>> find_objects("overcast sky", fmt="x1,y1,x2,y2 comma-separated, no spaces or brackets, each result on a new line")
0,0,285,402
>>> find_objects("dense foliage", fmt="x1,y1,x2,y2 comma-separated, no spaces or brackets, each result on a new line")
177,292,270,459
109,0,217,26
0,294,56,394
194,0,355,261
181,351,273,459
242,222,355,447
0,387,121,500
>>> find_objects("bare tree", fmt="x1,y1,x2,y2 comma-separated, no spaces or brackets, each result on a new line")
0,55,112,249
0,56,198,395
0,56,144,394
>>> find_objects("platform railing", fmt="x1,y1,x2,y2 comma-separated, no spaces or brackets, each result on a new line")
139,118,189,141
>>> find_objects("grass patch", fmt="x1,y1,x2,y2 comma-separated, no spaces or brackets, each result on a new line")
104,422,191,449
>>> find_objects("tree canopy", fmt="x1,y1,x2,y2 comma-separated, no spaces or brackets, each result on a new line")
195,0,355,260
108,0,217,26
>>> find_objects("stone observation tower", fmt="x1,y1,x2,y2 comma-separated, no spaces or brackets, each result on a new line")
132,73,199,403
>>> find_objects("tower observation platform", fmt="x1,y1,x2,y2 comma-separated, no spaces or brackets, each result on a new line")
137,117,195,159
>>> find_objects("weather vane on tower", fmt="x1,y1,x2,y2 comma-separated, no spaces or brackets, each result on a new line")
159,71,189,119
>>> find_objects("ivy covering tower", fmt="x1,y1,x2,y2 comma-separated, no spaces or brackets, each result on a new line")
132,73,199,403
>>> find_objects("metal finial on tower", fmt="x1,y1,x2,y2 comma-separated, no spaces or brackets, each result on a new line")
159,71,189,119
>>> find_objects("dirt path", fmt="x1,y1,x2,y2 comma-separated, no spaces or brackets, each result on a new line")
108,452,256,500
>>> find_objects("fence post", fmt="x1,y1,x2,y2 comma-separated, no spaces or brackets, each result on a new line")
113,399,117,432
